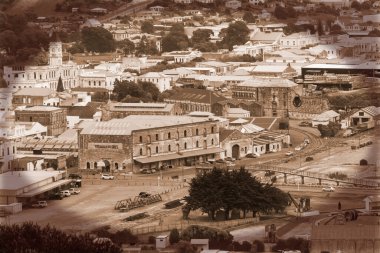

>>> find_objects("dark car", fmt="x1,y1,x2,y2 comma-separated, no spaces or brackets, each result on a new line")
48,192,63,200
139,192,151,198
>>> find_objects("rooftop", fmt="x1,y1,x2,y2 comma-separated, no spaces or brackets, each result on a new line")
80,115,214,136
16,106,63,112
236,78,298,88
13,88,53,97
0,170,62,190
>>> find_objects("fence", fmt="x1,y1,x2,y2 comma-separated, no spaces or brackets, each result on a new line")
129,217,259,235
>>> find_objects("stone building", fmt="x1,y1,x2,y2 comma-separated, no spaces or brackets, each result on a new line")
78,115,222,172
12,88,54,108
101,102,182,121
15,106,67,136
231,77,300,117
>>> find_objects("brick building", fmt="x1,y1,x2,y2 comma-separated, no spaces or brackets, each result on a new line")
15,106,67,136
231,77,300,118
78,115,222,172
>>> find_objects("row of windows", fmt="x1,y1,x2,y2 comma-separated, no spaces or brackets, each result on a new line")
139,139,215,155
138,127,215,143
1,146,15,156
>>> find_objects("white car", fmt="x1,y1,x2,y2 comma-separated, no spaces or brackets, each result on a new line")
322,186,335,192
285,151,294,156
101,174,114,180
69,188,80,195
60,190,71,197
295,146,302,151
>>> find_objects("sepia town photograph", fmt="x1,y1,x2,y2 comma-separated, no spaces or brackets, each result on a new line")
0,0,379,252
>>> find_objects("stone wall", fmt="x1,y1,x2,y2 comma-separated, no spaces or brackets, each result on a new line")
288,96,330,120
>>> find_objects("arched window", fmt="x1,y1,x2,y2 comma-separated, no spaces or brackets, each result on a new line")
115,163,119,170
94,162,98,168
245,147,247,153
196,141,199,147
184,143,187,149
156,146,159,153
211,139,214,145
168,132,171,139
139,148,143,155
139,136,142,143
196,129,199,135
168,145,171,152
211,126,214,133
184,130,187,137
86,162,90,169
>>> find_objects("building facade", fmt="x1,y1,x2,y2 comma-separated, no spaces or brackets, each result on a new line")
15,106,67,136
78,116,222,172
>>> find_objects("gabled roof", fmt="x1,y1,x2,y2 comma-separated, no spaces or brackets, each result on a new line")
313,110,339,121
13,88,53,97
165,88,227,104
361,106,380,117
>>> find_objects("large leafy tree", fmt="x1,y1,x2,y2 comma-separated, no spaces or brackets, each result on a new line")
113,80,161,102
117,39,135,56
185,168,289,220
162,23,189,52
219,21,250,51
0,223,122,253
191,29,217,52
81,27,116,53
141,21,155,34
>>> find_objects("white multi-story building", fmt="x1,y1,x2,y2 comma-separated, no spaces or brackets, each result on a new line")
280,31,319,49
137,72,172,92
3,42,80,91
78,69,121,91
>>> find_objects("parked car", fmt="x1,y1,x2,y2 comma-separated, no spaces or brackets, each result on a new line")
101,174,114,180
246,153,260,158
285,151,294,156
32,201,47,208
60,190,71,197
215,159,225,163
295,146,302,151
322,186,335,192
69,188,80,195
68,173,82,179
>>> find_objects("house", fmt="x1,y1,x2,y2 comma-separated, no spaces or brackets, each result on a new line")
219,129,252,160
308,45,343,59
279,31,319,49
149,6,165,12
250,31,284,45
162,51,202,63
137,72,171,92
82,18,102,28
12,88,54,107
311,110,340,127
225,0,242,9
251,64,298,79
348,106,380,129
363,196,380,211
195,0,214,3
78,69,121,91
196,61,235,75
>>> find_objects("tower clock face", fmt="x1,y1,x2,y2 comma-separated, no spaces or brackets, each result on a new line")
293,95,302,107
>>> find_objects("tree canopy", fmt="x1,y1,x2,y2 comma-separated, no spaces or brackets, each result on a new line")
141,21,155,34
243,11,256,23
274,6,298,20
81,27,116,53
191,29,218,52
162,23,189,52
0,223,122,253
185,168,289,220
218,21,250,51
113,80,161,102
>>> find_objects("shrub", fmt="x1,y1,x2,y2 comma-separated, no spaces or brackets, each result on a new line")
328,172,348,180
169,228,180,244
253,240,265,252
148,235,156,244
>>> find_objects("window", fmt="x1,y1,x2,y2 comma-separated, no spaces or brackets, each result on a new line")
196,141,199,147
184,130,187,137
156,146,159,153
115,163,118,170
211,139,214,145
359,112,364,116
94,162,98,168
29,117,32,122
168,145,171,152
7,147,9,155
211,126,214,133
87,162,90,169
184,143,187,149
139,148,143,155
156,134,159,141
196,129,199,135
139,136,142,143
168,132,171,139
13,146,15,154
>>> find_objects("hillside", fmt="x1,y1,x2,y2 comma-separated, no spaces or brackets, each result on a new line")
5,0,64,16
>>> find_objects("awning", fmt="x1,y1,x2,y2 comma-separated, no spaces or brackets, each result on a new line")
18,179,73,198
134,147,224,164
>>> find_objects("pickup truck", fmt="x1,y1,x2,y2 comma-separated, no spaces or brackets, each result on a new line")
69,188,80,195
32,201,47,208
